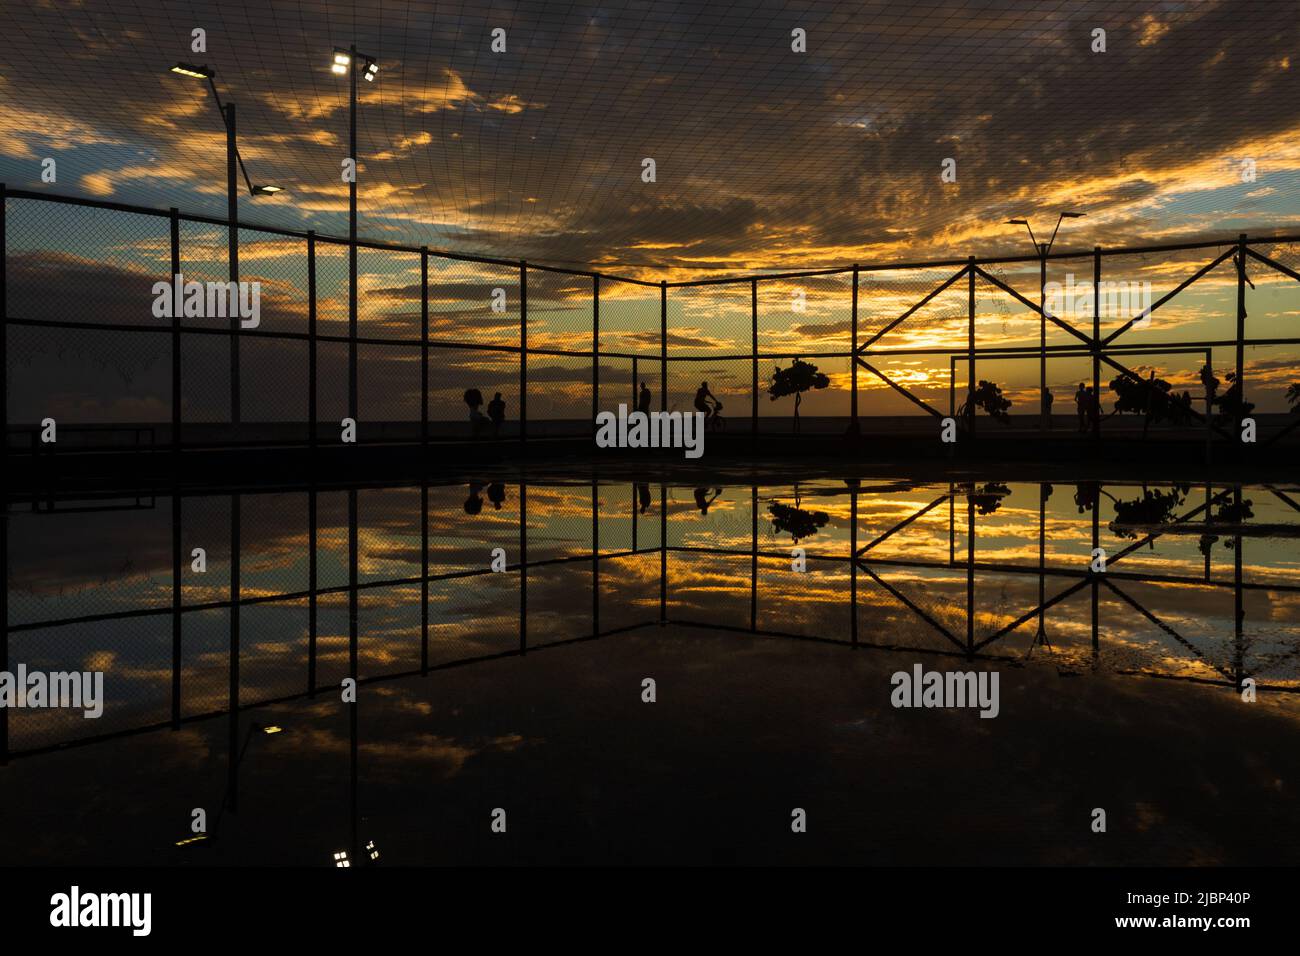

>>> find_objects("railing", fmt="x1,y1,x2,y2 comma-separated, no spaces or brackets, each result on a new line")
5,186,1300,451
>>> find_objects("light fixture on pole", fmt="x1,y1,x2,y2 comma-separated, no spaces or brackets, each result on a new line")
169,62,286,435
1006,212,1086,430
328,44,378,424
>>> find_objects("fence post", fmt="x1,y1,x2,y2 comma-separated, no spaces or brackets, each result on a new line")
226,102,240,436
1,184,6,764
1093,246,1101,447
850,266,859,434
1236,233,1247,428
170,208,181,454
307,231,317,450
421,247,429,449
592,274,600,435
520,261,528,446
967,257,976,439
660,281,667,411
751,278,758,440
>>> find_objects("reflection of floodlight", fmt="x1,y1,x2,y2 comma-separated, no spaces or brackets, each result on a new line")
175,834,209,847
261,723,284,733
252,185,284,196
333,850,350,867
365,839,379,862
170,62,214,79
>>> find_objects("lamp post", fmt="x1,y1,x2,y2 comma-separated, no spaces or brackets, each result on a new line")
1006,212,1084,431
330,47,378,423
169,63,284,434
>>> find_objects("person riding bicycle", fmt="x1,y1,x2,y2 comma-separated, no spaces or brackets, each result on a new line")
694,381,721,427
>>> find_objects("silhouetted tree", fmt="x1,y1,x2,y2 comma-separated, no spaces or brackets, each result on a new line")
1287,382,1300,413
1213,372,1255,426
1108,370,1193,438
768,358,829,432
957,380,1012,423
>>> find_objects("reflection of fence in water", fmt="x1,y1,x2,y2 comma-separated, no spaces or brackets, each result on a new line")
5,479,1297,761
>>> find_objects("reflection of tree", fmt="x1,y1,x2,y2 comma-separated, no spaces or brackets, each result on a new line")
1286,383,1300,413
768,485,828,542
956,481,1010,515
1108,484,1191,538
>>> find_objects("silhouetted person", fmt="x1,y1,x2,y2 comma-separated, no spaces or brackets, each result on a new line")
464,388,487,437
1041,386,1053,428
637,382,652,414
487,392,506,438
464,482,486,515
487,481,506,510
1084,386,1099,431
693,486,721,514
1074,383,1087,432
694,381,718,419
636,482,651,514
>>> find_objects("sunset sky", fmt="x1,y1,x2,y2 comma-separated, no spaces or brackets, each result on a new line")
2,0,1299,419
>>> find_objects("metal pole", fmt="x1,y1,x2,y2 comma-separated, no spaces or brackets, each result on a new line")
308,485,317,695
520,261,528,446
348,48,358,425
750,484,758,632
421,480,429,673
1093,247,1101,446
519,481,528,653
751,278,758,438
967,257,976,439
171,486,181,729
308,231,317,450
421,247,429,448
170,208,181,454
660,281,668,412
226,102,240,434
593,275,600,434
1235,234,1247,429
850,266,860,434
228,493,240,810
592,479,599,635
1039,243,1047,431
850,483,858,646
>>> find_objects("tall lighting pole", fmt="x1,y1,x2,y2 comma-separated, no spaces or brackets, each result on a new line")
331,47,379,423
1007,211,1084,431
169,63,284,435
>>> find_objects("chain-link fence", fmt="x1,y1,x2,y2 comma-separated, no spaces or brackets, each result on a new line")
5,188,1300,451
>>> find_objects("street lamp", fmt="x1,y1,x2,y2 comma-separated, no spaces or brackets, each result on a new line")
1006,211,1085,430
329,45,378,422
169,62,285,435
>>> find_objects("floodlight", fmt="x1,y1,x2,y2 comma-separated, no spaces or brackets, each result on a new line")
170,62,214,79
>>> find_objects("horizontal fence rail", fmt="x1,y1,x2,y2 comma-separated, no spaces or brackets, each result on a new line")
4,186,1300,452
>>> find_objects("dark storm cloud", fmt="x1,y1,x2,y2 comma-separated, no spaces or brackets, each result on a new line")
0,0,1296,273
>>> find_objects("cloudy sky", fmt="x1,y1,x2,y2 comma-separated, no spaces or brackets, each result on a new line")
2,0,1299,422
2,0,1298,274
